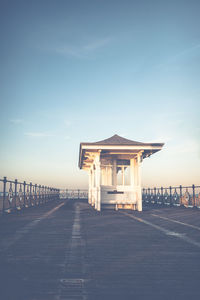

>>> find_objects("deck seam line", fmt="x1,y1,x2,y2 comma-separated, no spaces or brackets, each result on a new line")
121,211,200,249
151,213,200,231
0,202,65,252
57,203,87,300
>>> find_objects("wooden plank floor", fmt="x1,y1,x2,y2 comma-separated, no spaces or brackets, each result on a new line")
0,200,200,300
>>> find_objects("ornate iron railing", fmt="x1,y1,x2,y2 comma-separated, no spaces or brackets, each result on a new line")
59,189,88,199
142,185,200,208
0,177,60,214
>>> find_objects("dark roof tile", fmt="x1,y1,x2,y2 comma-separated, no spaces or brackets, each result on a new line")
81,134,164,146
93,134,144,145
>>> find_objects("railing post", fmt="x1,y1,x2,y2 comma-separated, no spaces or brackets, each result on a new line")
49,187,51,201
23,181,26,207
151,188,153,204
154,187,157,204
47,186,49,202
46,187,47,203
44,186,46,203
18,184,22,209
3,177,7,213
35,184,37,205
161,187,163,205
180,185,182,206
39,185,41,205
43,186,46,203
192,184,196,207
148,188,150,204
169,186,172,206
32,184,35,206
142,188,145,203
41,186,43,204
30,182,32,206
14,179,17,209
40,185,44,204
78,189,80,200
41,186,43,203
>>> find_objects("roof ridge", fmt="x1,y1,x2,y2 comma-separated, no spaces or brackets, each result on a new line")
80,135,164,146
93,134,145,145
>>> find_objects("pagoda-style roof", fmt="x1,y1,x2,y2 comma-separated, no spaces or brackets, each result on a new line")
79,134,164,169
81,134,163,146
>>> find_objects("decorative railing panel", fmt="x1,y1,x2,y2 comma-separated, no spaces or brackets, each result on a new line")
142,185,200,208
59,189,88,199
0,177,60,214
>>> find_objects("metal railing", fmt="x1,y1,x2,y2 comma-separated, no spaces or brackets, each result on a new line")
59,189,88,200
142,185,200,208
0,177,60,214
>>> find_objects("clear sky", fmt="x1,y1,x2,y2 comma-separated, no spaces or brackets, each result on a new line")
0,0,200,189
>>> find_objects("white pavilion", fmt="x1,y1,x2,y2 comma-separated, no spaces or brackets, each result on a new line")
79,134,164,211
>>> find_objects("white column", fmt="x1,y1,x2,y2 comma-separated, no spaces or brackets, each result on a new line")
88,169,92,204
105,167,108,185
94,154,101,211
101,167,105,185
91,167,95,206
112,159,117,186
107,166,112,186
122,166,125,186
88,170,90,204
130,158,136,207
137,153,142,211
130,158,135,187
134,158,138,186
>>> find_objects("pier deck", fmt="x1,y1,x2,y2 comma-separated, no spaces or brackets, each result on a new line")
1,200,200,299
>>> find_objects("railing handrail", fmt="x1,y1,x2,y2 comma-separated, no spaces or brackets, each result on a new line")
142,185,200,190
142,184,200,209
0,177,59,189
59,188,88,200
59,188,88,191
0,176,60,214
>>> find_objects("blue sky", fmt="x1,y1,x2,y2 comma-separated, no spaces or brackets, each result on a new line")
0,0,200,188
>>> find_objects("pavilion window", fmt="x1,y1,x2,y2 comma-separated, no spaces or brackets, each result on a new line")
100,165,112,186
124,166,130,185
93,165,96,187
117,167,123,185
117,160,130,186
